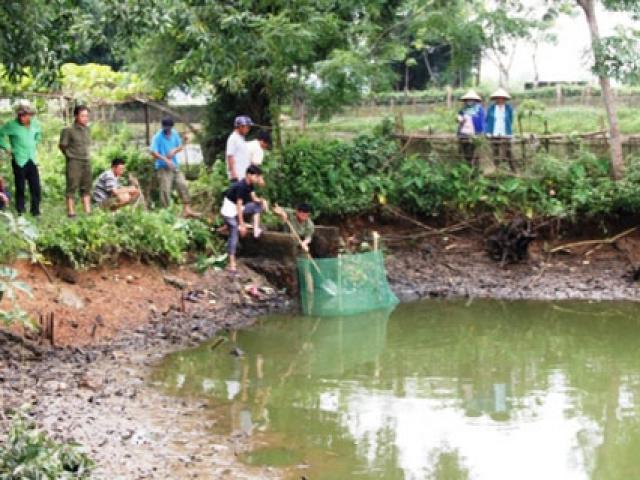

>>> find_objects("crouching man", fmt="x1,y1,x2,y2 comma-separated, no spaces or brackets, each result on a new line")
93,158,140,210
273,203,314,252
220,165,267,274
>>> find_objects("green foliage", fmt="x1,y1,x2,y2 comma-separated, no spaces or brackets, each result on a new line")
264,133,399,217
0,212,39,330
0,266,34,331
0,2,94,85
189,160,229,215
60,63,161,103
268,133,640,223
595,27,640,84
37,209,218,269
0,409,94,479
517,99,547,134
390,149,635,220
114,0,419,154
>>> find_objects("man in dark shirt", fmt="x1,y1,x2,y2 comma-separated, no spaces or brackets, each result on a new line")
220,164,267,273
59,105,92,217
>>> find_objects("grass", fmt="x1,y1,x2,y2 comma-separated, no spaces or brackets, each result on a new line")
300,105,640,137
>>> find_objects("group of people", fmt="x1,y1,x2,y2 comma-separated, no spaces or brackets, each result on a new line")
0,101,204,218
221,115,314,274
456,88,515,171
0,103,313,274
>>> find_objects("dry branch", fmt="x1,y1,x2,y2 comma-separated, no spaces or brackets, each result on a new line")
548,227,637,253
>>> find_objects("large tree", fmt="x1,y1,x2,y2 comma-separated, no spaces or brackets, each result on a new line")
109,0,428,157
554,0,640,179
0,1,93,85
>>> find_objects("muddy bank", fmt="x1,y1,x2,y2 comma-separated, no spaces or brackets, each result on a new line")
1,264,289,479
386,233,640,302
2,227,640,479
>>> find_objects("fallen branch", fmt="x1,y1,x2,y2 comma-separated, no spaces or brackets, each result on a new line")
382,206,466,239
37,261,54,283
548,227,637,253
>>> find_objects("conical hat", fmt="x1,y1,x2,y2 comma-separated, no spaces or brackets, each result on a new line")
490,88,511,99
460,90,482,101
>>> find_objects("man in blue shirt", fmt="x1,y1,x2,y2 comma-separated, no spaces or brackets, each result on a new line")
150,117,199,217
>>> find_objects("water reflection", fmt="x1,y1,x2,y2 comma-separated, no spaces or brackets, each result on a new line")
153,300,640,479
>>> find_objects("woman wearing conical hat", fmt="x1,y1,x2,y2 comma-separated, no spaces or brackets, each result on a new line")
456,90,485,167
485,88,516,171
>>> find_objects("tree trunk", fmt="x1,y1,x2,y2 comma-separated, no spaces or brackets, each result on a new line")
422,50,436,85
498,62,509,88
532,41,540,87
404,64,410,92
578,0,624,179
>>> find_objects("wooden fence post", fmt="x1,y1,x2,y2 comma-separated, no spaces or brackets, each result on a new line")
143,102,150,146
556,84,563,106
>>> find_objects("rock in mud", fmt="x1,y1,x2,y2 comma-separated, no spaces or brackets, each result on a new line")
56,288,86,309
229,347,245,357
163,275,189,290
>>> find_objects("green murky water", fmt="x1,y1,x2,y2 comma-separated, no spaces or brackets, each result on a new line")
152,300,640,479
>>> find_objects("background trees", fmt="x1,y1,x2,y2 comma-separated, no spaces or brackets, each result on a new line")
0,1,93,84
0,0,639,178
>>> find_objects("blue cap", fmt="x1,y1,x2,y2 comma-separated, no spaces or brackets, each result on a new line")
234,115,254,127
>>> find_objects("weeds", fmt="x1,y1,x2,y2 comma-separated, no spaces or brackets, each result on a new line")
37,209,221,269
0,409,94,479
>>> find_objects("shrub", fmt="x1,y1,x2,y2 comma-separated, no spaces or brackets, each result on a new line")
264,133,399,217
37,209,218,268
0,410,94,479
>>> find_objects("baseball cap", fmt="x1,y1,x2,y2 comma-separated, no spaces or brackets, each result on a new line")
234,115,254,127
15,101,35,115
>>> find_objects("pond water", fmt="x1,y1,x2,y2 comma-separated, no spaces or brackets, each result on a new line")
152,300,640,480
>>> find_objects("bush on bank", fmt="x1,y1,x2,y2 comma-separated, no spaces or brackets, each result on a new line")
264,132,400,217
36,209,220,269
268,133,640,223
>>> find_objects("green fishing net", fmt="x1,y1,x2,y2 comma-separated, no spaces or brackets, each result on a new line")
297,250,399,316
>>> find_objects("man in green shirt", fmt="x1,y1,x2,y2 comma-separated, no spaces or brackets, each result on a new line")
273,203,315,252
59,105,92,217
0,101,42,216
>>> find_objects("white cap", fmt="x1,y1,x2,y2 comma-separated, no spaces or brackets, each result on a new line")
490,88,511,100
460,90,482,101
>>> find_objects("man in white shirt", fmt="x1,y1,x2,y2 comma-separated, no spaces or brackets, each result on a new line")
247,130,272,166
226,116,253,182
